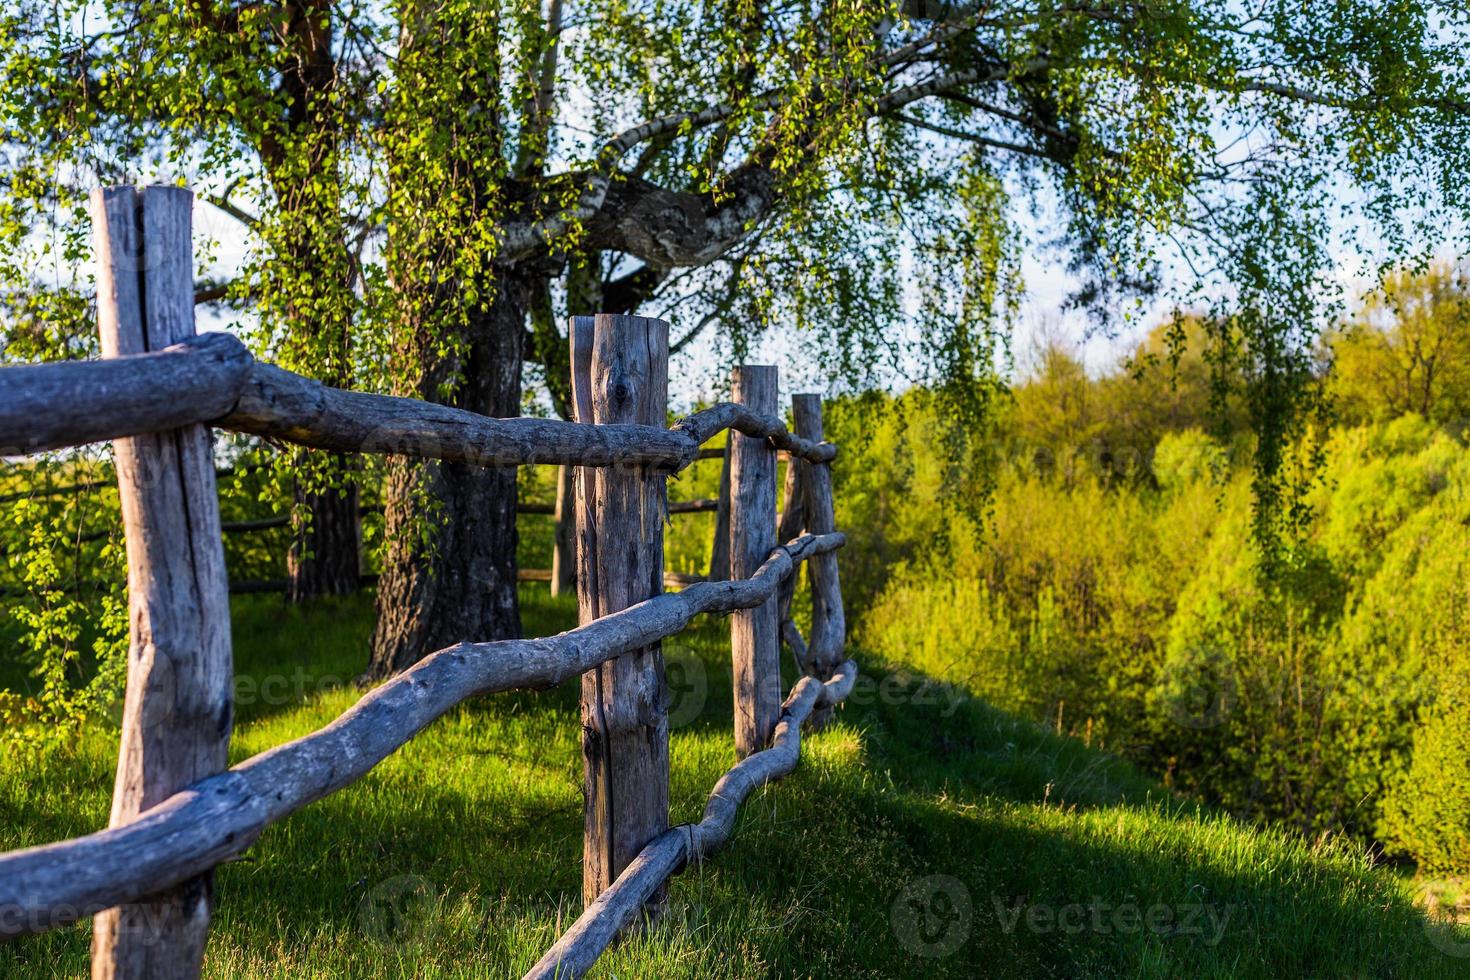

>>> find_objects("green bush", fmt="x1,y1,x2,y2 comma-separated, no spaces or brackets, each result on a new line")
1381,667,1470,873
842,395,1470,872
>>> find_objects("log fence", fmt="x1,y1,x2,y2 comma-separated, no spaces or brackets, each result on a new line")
0,186,851,980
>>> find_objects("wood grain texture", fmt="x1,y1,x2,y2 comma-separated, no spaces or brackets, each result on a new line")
573,314,671,911
0,332,252,456
730,366,781,757
89,186,233,980
672,402,836,465
793,395,846,678
707,442,732,582
0,533,844,942
550,464,576,596
523,658,860,980
224,362,834,469
775,429,809,672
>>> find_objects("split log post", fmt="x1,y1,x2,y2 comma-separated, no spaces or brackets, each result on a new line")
775,428,809,671
707,442,732,581
571,314,671,914
550,463,576,596
89,186,234,980
730,365,781,756
0,532,845,945
792,394,845,727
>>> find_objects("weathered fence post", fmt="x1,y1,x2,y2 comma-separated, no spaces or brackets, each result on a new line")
776,422,809,669
792,394,845,726
730,365,781,756
89,186,234,980
708,442,732,582
551,463,576,596
571,314,671,913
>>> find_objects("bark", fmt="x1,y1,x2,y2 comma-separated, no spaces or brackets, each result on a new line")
286,460,361,601
89,186,233,980
0,532,845,942
265,0,362,604
364,266,529,681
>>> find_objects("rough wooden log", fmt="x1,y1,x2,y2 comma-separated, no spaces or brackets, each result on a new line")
226,570,699,593
89,186,234,980
708,442,732,582
572,314,671,912
0,463,262,507
672,403,836,465
0,332,252,457
529,569,703,589
730,366,782,757
0,340,836,468
223,361,834,470
550,464,576,596
523,658,860,980
217,499,706,530
792,395,846,729
775,435,809,671
0,532,843,942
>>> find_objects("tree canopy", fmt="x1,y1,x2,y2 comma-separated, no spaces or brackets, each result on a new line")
2,0,1468,665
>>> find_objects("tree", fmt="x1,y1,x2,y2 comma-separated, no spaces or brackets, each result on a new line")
3,1,1468,678
0,0,375,601
1327,263,1470,426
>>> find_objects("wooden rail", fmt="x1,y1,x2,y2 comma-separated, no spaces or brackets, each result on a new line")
0,186,852,980
0,533,844,940
0,331,835,470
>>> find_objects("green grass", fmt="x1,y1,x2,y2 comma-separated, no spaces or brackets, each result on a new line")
1,588,1466,978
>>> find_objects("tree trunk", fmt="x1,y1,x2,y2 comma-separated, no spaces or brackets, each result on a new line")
259,0,362,604
286,455,361,602
363,267,528,681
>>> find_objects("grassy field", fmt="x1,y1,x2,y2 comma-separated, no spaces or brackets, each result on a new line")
0,587,1465,978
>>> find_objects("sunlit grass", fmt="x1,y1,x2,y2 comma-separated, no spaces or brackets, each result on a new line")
0,588,1460,978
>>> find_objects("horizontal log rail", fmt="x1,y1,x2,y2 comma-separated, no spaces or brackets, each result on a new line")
224,569,705,595
0,332,252,457
0,333,835,469
0,532,843,942
217,496,715,531
526,658,859,980
2,196,856,979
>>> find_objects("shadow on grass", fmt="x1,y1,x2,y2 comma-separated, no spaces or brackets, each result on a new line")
0,587,1461,978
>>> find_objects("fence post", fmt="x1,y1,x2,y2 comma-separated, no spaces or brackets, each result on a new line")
792,394,845,726
89,187,234,980
707,443,732,582
570,313,671,913
730,365,780,756
551,463,575,596
776,420,809,668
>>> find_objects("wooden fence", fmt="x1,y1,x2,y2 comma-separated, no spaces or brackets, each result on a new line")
0,185,852,979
